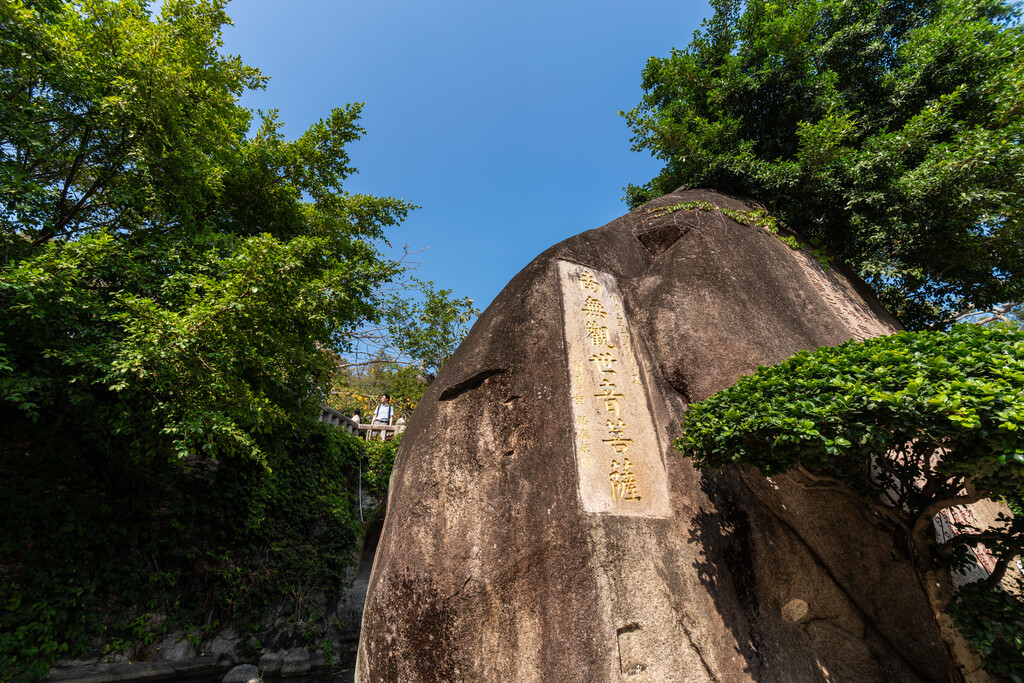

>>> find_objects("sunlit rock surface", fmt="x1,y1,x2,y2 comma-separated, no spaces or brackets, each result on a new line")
356,189,948,682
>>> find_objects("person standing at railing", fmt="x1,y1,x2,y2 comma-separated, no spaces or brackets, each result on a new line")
371,394,394,425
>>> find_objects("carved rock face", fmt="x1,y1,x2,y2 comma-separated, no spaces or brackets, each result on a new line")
356,189,948,682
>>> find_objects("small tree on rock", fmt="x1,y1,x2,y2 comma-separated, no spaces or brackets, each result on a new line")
678,324,1024,681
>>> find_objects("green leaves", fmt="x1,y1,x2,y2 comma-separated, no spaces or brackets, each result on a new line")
363,434,403,503
679,324,1024,509
624,0,1024,329
384,278,479,381
951,579,1024,680
677,324,1024,676
0,1,418,466
0,2,427,678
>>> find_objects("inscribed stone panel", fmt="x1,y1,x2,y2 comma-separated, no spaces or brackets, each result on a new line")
558,260,670,517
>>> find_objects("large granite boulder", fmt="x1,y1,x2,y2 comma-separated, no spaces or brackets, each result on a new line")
356,189,950,682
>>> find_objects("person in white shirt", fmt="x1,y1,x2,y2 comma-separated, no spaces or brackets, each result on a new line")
371,394,394,425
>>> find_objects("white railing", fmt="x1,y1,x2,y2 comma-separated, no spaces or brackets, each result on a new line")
319,404,360,434
319,405,406,441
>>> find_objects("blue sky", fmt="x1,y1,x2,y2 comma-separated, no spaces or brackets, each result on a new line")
220,0,711,313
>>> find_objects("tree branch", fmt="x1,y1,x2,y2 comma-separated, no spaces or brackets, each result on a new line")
874,452,912,507
986,554,1013,589
51,124,94,232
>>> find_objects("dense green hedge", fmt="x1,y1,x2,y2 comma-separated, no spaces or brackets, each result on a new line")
677,324,1024,677
0,423,365,681
363,434,403,505
950,580,1024,681
679,324,1024,485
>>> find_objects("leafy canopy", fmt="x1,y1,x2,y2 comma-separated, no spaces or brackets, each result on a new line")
624,0,1024,329
385,278,479,381
0,0,429,678
330,361,428,420
363,433,403,504
325,280,479,420
0,0,414,465
679,325,1024,495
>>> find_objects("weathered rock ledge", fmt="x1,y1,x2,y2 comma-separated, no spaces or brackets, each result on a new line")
48,646,345,683
46,572,371,683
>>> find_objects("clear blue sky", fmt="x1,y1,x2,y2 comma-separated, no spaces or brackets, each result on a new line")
219,0,711,313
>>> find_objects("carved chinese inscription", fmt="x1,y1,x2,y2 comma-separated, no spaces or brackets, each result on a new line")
610,458,642,502
558,261,670,517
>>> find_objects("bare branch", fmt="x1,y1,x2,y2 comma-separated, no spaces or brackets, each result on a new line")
942,531,1004,547
946,302,1019,325
986,554,1013,589
334,358,418,371
792,464,844,488
874,453,912,506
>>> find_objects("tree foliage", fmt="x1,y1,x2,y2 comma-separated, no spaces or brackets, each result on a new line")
329,360,428,420
385,278,478,381
0,0,413,465
0,0,419,677
1,419,368,680
950,579,1024,680
325,281,478,420
624,0,1024,329
363,433,403,503
678,324,1024,678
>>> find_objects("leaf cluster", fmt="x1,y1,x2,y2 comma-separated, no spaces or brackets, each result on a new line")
644,200,825,260
950,578,1024,680
0,1,418,677
362,433,403,504
0,0,412,466
678,323,1024,675
0,424,366,680
624,0,1024,328
679,324,1024,501
329,363,426,420
384,278,479,381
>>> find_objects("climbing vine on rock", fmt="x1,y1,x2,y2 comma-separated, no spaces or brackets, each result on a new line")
643,201,831,266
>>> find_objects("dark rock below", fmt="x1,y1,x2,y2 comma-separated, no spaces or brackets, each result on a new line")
222,663,260,683
357,189,948,682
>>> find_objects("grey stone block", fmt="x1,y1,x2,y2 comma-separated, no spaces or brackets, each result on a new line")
222,662,260,683
258,649,285,677
203,627,240,663
280,647,311,677
152,630,197,661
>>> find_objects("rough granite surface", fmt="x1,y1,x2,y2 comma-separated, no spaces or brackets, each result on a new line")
356,189,950,682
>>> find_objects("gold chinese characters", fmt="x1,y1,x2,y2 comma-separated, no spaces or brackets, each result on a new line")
575,270,643,503
610,458,642,502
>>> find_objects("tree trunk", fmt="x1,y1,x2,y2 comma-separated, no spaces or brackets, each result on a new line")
910,524,996,682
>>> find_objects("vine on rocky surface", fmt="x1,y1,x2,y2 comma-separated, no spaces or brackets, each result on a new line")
644,201,831,267
0,423,368,681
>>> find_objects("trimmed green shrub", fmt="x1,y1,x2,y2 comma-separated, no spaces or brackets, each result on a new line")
678,324,1024,678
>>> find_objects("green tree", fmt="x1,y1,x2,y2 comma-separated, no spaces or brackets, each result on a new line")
363,432,403,503
325,280,479,420
329,358,428,419
0,0,412,466
384,278,479,381
678,324,1024,679
623,0,1024,329
0,0,414,677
